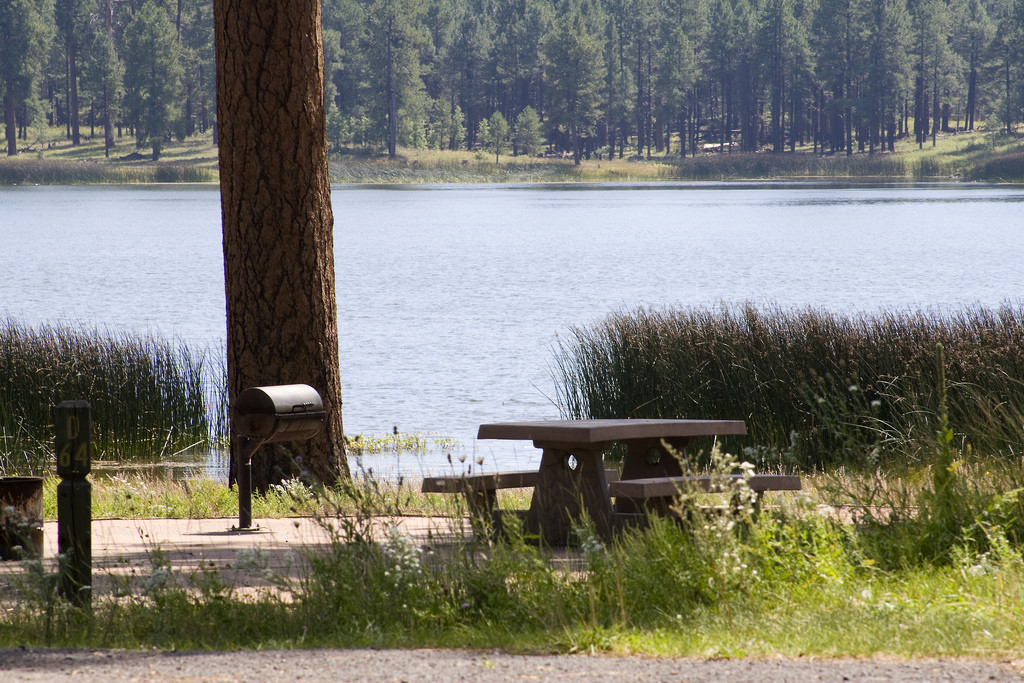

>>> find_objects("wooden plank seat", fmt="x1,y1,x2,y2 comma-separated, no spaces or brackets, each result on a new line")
609,474,801,498
422,470,535,535
609,474,801,517
422,469,621,534
422,470,540,495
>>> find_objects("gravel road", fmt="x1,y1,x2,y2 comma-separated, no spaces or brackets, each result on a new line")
2,648,1023,682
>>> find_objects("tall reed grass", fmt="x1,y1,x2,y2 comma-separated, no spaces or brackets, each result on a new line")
967,151,1024,182
552,304,1024,468
668,151,910,180
328,157,584,184
0,320,220,473
0,159,215,185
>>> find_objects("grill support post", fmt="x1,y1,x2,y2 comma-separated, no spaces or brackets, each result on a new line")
232,384,325,530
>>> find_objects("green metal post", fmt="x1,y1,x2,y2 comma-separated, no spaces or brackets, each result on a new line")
55,400,92,606
237,437,252,529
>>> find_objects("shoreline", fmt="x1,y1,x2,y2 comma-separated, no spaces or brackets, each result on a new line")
3,129,1022,186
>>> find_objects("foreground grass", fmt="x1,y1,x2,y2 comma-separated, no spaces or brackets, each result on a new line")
39,472,478,521
7,494,1024,657
40,455,1021,524
8,445,1024,658
4,331,1019,658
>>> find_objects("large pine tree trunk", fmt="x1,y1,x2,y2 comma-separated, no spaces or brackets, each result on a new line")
68,39,80,146
4,78,16,156
966,68,975,131
214,0,347,491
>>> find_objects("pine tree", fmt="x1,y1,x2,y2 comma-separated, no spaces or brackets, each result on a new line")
361,0,428,157
909,0,953,146
514,105,543,156
0,0,53,156
707,0,738,152
542,0,606,164
989,0,1022,134
177,0,216,139
481,110,509,161
122,1,183,159
653,25,697,156
863,0,911,152
215,0,347,491
602,10,635,158
814,0,864,154
79,0,122,156
55,0,87,145
949,0,993,131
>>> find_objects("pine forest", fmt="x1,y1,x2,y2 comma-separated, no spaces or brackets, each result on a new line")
2,0,1023,163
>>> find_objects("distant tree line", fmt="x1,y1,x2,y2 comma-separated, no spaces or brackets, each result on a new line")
2,0,212,159
2,0,1024,162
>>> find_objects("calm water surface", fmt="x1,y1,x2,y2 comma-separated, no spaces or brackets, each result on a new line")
2,182,1022,478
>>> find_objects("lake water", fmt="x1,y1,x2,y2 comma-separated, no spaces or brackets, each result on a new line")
2,181,1023,479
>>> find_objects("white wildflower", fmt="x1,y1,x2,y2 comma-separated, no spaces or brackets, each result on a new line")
144,567,172,594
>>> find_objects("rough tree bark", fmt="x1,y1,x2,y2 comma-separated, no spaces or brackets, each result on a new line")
4,80,16,156
214,0,347,491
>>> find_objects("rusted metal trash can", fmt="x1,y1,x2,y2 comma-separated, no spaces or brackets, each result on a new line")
233,384,325,528
0,476,44,560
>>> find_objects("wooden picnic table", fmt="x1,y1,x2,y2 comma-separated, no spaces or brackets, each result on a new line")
426,418,795,545
482,419,748,544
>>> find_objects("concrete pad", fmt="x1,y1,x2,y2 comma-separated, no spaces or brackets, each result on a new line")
0,515,468,597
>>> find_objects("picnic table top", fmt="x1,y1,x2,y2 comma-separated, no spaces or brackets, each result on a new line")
477,418,747,445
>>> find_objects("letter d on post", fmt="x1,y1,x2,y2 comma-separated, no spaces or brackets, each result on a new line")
55,400,92,606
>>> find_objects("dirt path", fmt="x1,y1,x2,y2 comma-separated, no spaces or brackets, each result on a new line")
2,647,1023,682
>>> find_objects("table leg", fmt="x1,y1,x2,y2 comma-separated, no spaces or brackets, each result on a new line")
617,437,693,515
464,487,498,537
526,446,614,545
620,437,692,480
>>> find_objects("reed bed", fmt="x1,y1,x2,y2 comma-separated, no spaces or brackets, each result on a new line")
552,304,1024,468
328,157,585,184
0,158,215,185
967,151,1024,183
0,320,218,473
666,151,911,180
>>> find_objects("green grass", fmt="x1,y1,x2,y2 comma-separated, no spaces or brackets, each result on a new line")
8,452,1024,656
4,307,1024,655
326,130,1024,183
39,471,465,521
665,149,911,180
16,359,1024,657
896,130,1024,182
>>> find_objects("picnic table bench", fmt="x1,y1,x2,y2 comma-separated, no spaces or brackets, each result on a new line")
421,468,621,535
421,419,801,545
